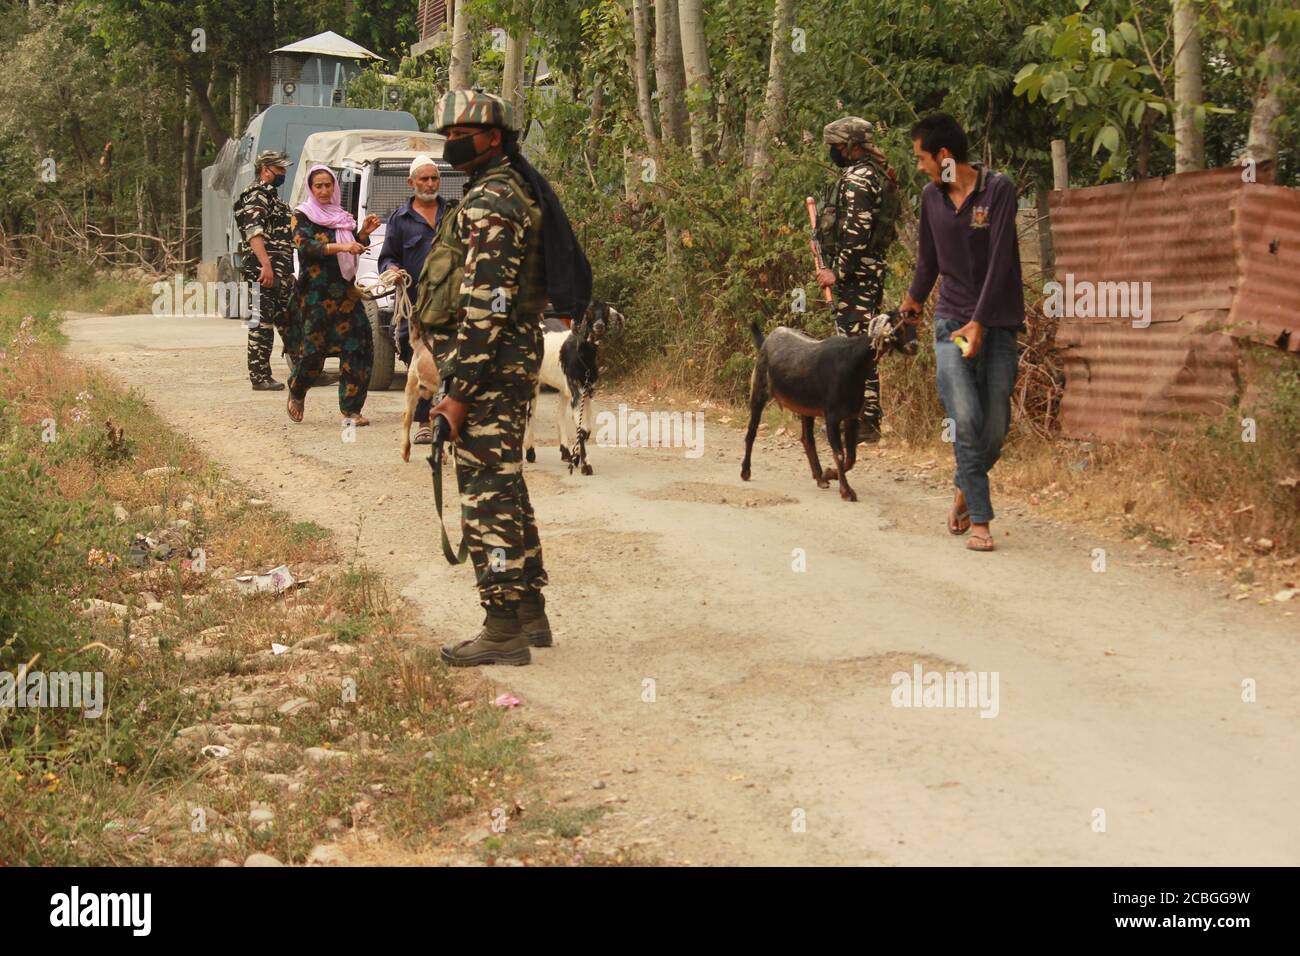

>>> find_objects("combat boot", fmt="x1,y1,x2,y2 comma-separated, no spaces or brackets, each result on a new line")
518,591,553,648
858,415,882,444
440,609,531,667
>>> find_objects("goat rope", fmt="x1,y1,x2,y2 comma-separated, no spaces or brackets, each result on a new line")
866,311,893,347
571,387,587,475
354,269,413,348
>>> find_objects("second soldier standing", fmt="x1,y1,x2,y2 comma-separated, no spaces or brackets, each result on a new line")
816,117,901,442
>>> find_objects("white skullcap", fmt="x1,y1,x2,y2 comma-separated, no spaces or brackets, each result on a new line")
408,155,439,178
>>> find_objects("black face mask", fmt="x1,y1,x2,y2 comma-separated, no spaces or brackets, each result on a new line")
829,145,851,168
443,132,486,169
271,173,286,188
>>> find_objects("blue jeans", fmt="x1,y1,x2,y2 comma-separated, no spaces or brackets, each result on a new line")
934,316,1019,524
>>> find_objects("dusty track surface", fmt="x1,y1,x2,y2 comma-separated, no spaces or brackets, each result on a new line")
67,313,1298,866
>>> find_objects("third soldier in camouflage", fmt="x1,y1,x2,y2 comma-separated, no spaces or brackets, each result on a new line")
816,116,901,442
415,91,552,667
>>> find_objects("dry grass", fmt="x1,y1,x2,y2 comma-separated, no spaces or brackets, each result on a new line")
0,277,631,867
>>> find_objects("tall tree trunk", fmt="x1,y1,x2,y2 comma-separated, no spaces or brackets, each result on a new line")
185,60,229,151
1172,0,1204,172
232,64,244,135
630,0,659,151
742,102,759,168
1137,106,1155,177
1242,40,1284,167
449,0,473,92
502,25,531,123
678,0,712,161
586,80,605,173
749,0,796,191
185,113,200,266
179,73,190,269
653,0,688,147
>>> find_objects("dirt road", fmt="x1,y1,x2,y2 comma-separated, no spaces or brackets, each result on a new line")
66,313,1298,866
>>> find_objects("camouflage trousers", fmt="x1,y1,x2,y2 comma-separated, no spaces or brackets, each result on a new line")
244,270,298,384
451,324,548,613
834,269,886,429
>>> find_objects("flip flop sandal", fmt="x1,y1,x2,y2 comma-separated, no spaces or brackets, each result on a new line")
287,398,304,423
342,415,370,427
948,508,971,535
966,532,995,552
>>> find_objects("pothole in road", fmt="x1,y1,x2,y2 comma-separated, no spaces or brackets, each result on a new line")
639,481,796,508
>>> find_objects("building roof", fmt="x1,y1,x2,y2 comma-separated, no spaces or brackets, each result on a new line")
273,31,384,61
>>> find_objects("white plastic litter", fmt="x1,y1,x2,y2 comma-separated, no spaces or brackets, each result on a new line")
235,565,295,595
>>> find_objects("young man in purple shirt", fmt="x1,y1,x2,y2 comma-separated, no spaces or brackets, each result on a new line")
900,113,1023,553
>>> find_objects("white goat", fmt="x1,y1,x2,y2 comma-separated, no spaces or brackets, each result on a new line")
524,302,623,476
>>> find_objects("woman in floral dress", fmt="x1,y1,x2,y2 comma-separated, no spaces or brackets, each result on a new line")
287,164,381,426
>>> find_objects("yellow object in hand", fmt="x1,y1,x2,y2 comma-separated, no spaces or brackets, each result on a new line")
952,334,973,358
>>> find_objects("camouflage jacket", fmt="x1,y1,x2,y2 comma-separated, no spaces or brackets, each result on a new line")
233,181,295,279
825,158,887,283
436,157,546,403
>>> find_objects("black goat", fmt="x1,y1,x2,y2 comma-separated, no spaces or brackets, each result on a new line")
740,312,918,501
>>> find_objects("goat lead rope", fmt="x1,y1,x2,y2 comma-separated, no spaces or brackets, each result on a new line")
866,311,893,347
354,270,413,349
572,387,587,475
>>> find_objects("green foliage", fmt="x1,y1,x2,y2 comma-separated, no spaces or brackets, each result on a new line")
1014,1,1181,180
1014,0,1299,183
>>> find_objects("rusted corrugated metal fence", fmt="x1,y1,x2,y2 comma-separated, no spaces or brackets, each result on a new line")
1047,164,1299,442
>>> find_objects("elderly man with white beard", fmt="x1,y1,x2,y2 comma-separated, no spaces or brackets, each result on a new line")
378,154,450,446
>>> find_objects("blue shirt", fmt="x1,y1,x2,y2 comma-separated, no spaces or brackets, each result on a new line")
907,164,1024,329
378,196,447,282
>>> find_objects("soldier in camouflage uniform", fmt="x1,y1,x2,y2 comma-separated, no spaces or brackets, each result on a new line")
816,117,899,442
233,149,299,389
415,91,552,667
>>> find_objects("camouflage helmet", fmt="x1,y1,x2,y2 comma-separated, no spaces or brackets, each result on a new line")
254,149,292,171
434,90,518,135
822,116,876,147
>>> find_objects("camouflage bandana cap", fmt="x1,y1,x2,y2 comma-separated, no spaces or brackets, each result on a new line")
822,117,875,146
434,90,518,135
255,149,292,170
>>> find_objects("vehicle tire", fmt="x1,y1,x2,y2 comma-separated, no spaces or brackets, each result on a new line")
365,297,395,391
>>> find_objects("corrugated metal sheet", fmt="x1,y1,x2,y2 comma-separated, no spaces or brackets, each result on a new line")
418,0,449,42
1056,312,1239,440
1048,164,1300,441
1229,185,1300,353
1049,166,1252,324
